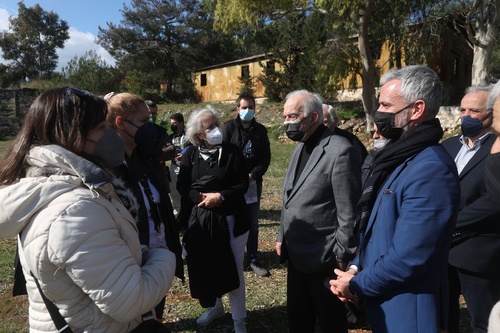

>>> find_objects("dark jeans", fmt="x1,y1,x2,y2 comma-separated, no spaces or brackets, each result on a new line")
287,260,347,333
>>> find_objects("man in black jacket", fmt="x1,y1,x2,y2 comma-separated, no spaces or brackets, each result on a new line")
442,85,500,333
222,93,272,277
322,103,368,163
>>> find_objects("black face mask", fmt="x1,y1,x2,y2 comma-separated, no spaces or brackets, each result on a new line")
285,121,305,141
284,114,314,142
171,124,178,133
374,103,414,140
129,121,168,158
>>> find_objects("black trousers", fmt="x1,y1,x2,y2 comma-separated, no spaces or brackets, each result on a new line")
287,260,347,333
448,264,500,333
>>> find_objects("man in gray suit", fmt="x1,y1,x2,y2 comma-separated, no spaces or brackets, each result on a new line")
276,90,362,333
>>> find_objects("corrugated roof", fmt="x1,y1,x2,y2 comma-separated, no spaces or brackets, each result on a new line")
194,53,270,72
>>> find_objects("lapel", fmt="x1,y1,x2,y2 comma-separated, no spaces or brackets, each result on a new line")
459,134,495,178
446,136,462,157
363,156,414,237
284,131,331,205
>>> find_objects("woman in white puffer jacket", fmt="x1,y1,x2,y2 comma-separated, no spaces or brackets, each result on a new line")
0,87,176,332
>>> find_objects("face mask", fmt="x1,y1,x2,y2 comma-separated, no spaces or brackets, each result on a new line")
133,122,168,157
171,124,178,133
205,127,223,145
284,114,315,142
374,106,412,140
149,115,157,123
284,120,304,141
92,127,125,167
373,138,389,151
239,109,255,122
461,116,484,138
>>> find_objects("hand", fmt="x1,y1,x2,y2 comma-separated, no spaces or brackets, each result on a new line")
330,268,357,303
174,153,182,163
198,192,223,209
275,242,282,256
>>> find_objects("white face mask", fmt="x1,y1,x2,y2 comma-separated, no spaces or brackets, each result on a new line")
373,138,389,151
205,127,223,145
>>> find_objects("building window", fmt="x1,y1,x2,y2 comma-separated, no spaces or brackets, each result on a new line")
241,65,250,79
266,61,275,73
200,73,207,87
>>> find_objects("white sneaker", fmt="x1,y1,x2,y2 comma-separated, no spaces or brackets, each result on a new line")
196,299,224,326
234,319,247,333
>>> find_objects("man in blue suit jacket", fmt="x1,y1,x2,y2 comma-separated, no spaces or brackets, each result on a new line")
442,86,500,333
330,65,460,333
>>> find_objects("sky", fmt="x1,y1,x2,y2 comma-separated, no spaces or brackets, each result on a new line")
0,0,132,70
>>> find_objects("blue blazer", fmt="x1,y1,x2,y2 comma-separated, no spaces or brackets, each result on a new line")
351,145,460,333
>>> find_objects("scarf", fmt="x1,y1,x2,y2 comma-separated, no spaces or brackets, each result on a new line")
199,145,221,167
354,118,444,242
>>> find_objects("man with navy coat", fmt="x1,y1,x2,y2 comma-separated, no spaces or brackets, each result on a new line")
330,65,460,333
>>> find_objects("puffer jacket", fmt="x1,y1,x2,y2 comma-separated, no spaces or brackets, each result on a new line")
0,145,176,333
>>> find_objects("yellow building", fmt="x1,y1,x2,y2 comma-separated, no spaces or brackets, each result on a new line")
192,30,472,104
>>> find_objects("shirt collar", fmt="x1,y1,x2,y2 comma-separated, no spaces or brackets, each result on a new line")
459,131,491,148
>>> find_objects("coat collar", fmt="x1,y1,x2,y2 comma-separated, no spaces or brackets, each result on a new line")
284,128,333,205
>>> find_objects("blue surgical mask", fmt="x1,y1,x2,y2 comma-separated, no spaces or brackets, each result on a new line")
239,109,255,122
461,116,484,138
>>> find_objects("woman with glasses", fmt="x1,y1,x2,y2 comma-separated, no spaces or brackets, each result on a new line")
177,106,250,333
106,92,184,324
0,87,176,332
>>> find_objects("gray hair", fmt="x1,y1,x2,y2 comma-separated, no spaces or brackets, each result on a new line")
285,90,324,123
323,104,337,123
185,106,221,146
380,65,442,119
465,84,500,113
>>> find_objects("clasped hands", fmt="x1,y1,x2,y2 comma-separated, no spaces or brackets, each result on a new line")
330,268,358,303
198,192,222,209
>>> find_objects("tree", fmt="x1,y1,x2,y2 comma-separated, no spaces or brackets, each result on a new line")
458,0,500,85
256,11,330,100
97,0,244,101
0,2,69,82
213,0,449,130
60,50,122,95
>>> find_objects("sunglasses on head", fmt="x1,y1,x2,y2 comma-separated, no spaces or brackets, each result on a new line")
64,87,96,111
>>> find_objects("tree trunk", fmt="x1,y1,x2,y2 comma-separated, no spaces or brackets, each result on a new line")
471,22,496,85
469,0,500,85
358,0,377,132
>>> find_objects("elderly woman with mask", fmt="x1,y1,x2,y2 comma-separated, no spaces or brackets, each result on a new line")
177,106,249,333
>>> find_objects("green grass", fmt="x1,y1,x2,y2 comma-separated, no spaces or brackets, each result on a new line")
0,136,472,333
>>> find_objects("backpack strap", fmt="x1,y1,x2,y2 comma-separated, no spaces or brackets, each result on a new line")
30,271,73,333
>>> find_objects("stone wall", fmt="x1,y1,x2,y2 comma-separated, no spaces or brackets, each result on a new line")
0,88,38,137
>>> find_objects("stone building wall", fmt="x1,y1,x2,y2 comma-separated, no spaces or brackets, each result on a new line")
0,88,38,137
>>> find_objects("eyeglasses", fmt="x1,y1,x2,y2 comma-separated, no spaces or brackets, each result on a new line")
64,87,96,111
